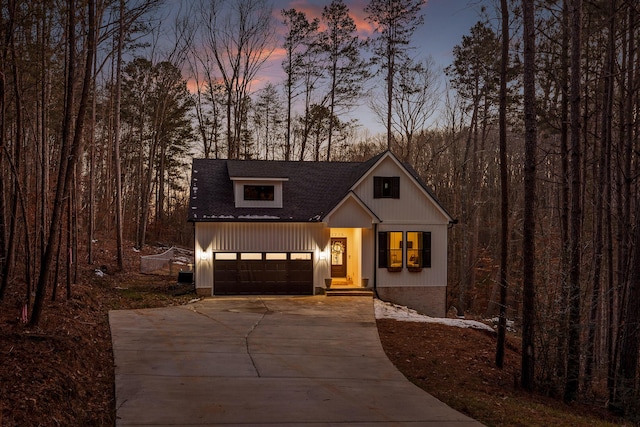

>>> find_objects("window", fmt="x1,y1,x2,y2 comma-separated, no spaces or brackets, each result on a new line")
378,231,431,271
374,176,400,199
406,231,432,270
234,181,283,208
378,231,403,271
215,253,237,260
244,185,275,201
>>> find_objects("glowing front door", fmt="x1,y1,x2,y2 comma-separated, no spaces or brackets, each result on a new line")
330,238,347,278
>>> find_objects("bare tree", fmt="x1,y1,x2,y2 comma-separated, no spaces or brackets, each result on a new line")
113,0,125,270
187,45,225,159
319,0,368,161
0,1,10,298
584,0,616,392
495,0,509,370
521,0,537,391
199,0,276,159
609,2,637,413
613,198,640,415
563,0,582,403
446,21,500,316
31,0,96,326
281,9,319,161
390,57,439,163
365,0,425,150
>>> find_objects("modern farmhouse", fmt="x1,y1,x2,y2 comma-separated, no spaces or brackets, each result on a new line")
188,150,454,316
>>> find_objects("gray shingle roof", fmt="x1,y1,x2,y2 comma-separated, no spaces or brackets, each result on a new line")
189,154,383,222
188,151,453,223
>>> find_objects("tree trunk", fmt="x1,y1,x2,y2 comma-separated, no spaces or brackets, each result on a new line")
495,0,509,369
113,0,125,270
521,0,537,392
612,195,640,415
88,54,96,265
1,0,23,303
555,0,571,392
564,0,583,403
585,0,615,390
30,0,95,326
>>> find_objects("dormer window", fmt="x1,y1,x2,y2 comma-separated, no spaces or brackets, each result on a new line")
244,185,274,201
374,176,400,199
231,177,287,208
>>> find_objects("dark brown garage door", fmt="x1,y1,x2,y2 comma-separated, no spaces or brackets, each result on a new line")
214,253,313,295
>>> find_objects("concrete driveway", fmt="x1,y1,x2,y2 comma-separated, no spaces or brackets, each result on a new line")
109,296,483,426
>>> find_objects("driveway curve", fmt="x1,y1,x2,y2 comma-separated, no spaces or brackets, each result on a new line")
109,296,483,426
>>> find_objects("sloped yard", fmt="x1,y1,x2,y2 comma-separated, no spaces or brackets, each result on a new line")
0,241,624,426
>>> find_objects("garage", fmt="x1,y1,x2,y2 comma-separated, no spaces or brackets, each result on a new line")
213,252,314,295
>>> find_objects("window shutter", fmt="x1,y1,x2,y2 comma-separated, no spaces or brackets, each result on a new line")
422,232,432,268
378,232,388,268
374,177,383,198
391,176,400,198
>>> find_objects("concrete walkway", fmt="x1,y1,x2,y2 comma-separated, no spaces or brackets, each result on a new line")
109,296,483,426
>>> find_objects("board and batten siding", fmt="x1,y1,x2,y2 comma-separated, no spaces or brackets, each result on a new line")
353,156,450,225
194,222,330,293
376,223,448,288
352,156,450,289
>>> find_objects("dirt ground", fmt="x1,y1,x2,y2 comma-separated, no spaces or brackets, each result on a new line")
0,240,625,426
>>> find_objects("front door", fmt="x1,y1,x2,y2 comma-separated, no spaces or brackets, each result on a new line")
330,238,347,278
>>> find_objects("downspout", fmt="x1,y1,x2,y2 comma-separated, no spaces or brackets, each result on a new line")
373,222,380,299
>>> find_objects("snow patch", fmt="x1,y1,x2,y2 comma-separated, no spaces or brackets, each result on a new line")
374,299,495,333
486,317,517,332
238,215,280,220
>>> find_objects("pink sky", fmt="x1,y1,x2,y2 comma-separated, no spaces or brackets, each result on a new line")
257,0,491,131
172,0,492,132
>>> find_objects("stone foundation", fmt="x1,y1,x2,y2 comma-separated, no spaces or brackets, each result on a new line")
375,286,446,318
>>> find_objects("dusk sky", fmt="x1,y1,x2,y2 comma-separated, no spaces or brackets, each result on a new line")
260,0,494,132
167,0,495,133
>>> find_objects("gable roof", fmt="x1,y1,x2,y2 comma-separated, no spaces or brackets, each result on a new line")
188,151,452,223
356,151,454,223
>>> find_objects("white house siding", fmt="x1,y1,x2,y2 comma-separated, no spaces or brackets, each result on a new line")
352,156,450,317
362,227,375,287
191,152,451,316
353,156,450,225
375,223,448,288
194,222,330,294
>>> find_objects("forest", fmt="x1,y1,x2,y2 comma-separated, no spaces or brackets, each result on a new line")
0,0,639,420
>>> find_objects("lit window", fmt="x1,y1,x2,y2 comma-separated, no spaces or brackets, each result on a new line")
290,253,312,260
378,232,431,271
240,253,262,260
265,253,287,260
378,231,403,270
406,232,431,269
215,253,237,260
